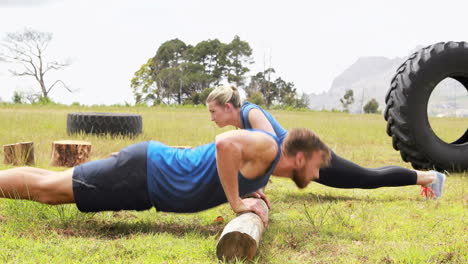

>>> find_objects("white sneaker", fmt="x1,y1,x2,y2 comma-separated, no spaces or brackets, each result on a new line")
420,171,446,200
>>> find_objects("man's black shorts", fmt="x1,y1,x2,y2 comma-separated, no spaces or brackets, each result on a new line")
72,141,152,212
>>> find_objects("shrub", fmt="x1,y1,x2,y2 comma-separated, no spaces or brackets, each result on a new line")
363,98,379,114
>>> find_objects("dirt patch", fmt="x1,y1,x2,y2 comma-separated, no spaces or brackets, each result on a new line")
54,228,99,238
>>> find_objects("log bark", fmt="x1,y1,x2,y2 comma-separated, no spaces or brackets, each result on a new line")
3,142,35,166
50,140,91,167
216,198,268,261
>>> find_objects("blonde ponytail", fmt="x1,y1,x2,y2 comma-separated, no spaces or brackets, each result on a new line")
206,85,241,108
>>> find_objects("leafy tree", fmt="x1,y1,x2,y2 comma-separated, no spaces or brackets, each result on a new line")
198,87,214,105
246,92,266,107
185,87,214,105
0,28,71,99
340,89,354,112
132,37,253,105
224,36,253,88
13,91,23,104
246,68,307,109
245,73,261,97
260,68,278,108
188,39,223,85
131,58,159,105
363,98,379,113
157,67,184,104
295,92,310,108
179,62,212,99
153,39,188,104
246,68,278,108
275,77,296,107
153,39,187,70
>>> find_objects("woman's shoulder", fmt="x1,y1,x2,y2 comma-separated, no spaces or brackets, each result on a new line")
242,101,262,111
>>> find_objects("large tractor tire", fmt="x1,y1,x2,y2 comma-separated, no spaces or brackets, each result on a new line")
384,41,468,172
67,112,142,136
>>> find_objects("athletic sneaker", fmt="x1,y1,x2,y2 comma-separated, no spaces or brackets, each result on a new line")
420,171,446,200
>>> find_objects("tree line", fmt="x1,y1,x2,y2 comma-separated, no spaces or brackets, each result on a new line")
0,28,328,110
131,36,307,108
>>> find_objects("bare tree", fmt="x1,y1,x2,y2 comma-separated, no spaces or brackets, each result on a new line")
0,28,72,99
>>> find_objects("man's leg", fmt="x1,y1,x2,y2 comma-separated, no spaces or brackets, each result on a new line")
0,167,74,205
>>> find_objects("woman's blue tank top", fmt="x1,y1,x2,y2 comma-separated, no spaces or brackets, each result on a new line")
240,102,288,142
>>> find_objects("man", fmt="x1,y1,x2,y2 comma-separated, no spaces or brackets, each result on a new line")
0,128,330,226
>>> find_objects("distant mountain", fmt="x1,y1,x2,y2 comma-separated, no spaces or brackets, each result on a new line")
308,50,468,117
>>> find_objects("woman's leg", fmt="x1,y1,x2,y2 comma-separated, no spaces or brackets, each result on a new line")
315,152,435,189
0,167,74,204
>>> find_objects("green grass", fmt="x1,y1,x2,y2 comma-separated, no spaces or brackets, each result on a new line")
0,104,466,263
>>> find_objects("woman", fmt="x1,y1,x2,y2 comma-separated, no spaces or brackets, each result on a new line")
206,85,445,200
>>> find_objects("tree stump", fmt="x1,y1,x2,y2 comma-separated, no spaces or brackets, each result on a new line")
216,198,269,261
51,140,91,167
3,142,35,166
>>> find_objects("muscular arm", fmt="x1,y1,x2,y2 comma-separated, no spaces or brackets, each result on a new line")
246,108,276,196
248,108,276,136
215,130,276,223
216,134,243,212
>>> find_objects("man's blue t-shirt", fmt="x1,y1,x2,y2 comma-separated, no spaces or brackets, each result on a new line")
146,130,281,213
240,102,288,142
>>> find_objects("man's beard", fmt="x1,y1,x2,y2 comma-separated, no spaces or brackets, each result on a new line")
292,169,308,189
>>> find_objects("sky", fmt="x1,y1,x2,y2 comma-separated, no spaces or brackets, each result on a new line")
0,0,467,105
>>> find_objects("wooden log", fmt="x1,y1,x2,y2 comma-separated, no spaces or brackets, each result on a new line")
216,198,269,262
3,142,35,166
50,140,91,167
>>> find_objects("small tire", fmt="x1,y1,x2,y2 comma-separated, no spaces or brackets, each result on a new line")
67,112,142,136
384,41,468,172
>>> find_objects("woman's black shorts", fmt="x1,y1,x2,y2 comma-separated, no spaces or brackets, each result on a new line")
72,141,152,212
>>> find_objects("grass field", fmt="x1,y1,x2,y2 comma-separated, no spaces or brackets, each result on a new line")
0,104,466,264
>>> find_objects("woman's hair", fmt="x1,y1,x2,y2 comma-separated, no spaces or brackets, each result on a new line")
206,85,242,108
283,128,331,167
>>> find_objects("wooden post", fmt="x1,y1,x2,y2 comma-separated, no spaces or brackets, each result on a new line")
216,198,269,262
51,140,91,167
3,142,35,166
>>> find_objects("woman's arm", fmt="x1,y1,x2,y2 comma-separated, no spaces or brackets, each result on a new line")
248,108,276,135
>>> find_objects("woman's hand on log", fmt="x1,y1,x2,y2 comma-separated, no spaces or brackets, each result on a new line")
233,198,269,228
